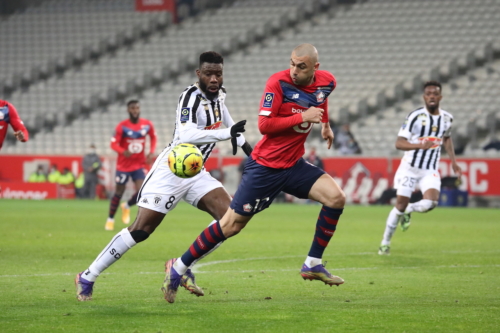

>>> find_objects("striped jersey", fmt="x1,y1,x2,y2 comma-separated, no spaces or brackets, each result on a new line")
398,107,453,170
161,82,243,164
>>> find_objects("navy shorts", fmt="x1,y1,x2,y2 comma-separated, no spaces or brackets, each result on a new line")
115,168,146,185
230,157,325,216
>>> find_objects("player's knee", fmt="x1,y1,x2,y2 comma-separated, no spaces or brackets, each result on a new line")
130,230,150,243
324,190,346,209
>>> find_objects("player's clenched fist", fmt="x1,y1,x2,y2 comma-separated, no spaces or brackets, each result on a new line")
302,107,324,123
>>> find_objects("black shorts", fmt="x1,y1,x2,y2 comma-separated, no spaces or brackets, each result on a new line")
230,157,325,216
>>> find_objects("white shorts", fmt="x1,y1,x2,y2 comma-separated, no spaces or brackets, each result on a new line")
137,160,223,215
393,160,441,198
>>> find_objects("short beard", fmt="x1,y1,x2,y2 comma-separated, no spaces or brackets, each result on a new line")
199,81,221,100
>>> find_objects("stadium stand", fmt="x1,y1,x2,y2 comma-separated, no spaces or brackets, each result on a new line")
2,0,499,159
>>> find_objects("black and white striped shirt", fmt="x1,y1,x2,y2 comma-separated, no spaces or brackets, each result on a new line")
398,107,453,170
165,83,244,163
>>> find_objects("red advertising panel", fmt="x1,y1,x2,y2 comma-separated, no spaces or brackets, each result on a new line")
135,0,175,12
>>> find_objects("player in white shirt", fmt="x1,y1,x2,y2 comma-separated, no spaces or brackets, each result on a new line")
75,51,253,301
378,81,462,255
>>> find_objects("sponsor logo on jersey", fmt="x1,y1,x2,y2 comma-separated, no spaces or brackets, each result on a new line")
180,107,191,123
316,91,325,103
419,136,442,149
204,121,222,130
262,93,274,108
243,203,253,212
141,198,149,204
292,107,307,113
292,93,299,99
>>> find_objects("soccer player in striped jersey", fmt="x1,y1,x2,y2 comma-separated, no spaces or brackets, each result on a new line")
163,44,347,303
378,81,462,255
75,51,252,301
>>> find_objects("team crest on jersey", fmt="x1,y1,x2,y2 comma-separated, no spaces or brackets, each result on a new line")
316,91,325,103
243,203,253,213
180,107,191,123
262,93,274,108
154,195,162,206
432,126,437,132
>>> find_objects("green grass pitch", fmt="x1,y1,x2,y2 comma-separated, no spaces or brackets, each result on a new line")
0,199,499,332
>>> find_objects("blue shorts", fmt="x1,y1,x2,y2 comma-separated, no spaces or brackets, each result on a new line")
230,157,325,216
115,168,146,185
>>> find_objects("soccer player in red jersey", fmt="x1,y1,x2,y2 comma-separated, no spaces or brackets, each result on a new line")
105,100,157,231
0,100,29,150
163,44,347,303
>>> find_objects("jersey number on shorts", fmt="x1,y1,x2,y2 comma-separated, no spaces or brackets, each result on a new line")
402,176,417,188
165,196,176,210
293,122,313,134
252,197,270,213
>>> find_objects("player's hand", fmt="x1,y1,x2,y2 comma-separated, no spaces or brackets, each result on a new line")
230,120,246,155
230,120,246,138
14,131,25,142
420,139,434,150
302,107,324,124
123,150,132,157
452,162,463,179
146,153,155,164
322,127,334,149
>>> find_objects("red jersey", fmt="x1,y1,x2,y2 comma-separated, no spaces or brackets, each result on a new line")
251,69,336,169
110,118,157,172
0,100,29,149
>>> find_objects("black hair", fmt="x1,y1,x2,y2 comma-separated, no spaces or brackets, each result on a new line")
423,80,441,91
199,51,223,67
127,100,139,107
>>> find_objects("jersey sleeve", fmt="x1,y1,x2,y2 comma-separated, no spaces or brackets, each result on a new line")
258,74,284,117
110,124,126,154
321,74,336,123
8,103,29,142
177,94,232,144
147,120,157,153
443,115,453,137
397,112,416,140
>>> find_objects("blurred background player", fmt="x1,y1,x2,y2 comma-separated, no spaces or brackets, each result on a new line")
378,81,463,255
75,51,251,302
163,44,347,303
0,99,29,150
82,143,102,199
106,100,157,231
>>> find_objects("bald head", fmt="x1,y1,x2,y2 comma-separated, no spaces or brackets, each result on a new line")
289,44,320,86
292,44,318,64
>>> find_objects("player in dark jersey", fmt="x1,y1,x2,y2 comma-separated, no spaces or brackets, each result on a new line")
163,44,347,303
0,100,29,150
105,100,157,231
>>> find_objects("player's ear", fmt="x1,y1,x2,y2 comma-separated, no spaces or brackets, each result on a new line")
314,62,320,71
195,68,201,79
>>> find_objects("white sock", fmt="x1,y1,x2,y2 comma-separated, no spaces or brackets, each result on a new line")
305,256,322,267
405,199,435,213
173,258,188,275
84,228,136,282
381,207,404,246
188,220,224,269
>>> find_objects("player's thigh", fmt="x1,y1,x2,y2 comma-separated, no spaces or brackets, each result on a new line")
282,158,325,200
393,164,419,198
230,157,287,216
196,187,232,221
420,171,441,201
136,165,190,214
130,168,146,184
308,174,345,208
